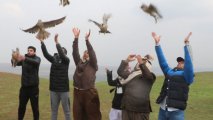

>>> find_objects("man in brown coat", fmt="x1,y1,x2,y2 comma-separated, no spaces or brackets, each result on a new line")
117,54,156,120
72,28,101,120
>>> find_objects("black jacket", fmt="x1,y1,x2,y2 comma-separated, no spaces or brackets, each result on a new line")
41,42,70,92
106,70,124,110
17,54,41,87
156,75,189,110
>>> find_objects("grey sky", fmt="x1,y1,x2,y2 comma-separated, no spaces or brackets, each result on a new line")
1,0,213,71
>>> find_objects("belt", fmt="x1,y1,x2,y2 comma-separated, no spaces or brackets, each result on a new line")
74,87,87,90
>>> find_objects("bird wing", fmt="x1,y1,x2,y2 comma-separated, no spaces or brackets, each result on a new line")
88,19,102,28
43,16,66,29
149,4,162,18
103,14,111,25
22,24,39,34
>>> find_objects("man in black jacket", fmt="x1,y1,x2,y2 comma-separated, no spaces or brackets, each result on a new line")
14,46,41,120
39,34,71,120
106,68,125,120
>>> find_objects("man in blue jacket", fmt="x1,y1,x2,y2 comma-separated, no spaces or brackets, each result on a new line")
152,32,194,120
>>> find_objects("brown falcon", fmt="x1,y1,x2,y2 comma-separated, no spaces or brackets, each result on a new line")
22,16,66,40
88,14,111,34
11,48,20,67
141,3,162,23
60,0,70,7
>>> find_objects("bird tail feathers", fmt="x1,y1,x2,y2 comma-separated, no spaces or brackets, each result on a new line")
37,30,50,40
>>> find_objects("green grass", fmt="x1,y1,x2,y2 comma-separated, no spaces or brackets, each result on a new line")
0,72,213,120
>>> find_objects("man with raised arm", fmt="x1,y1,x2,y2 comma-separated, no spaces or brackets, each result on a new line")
72,28,101,120
152,32,194,120
39,34,71,120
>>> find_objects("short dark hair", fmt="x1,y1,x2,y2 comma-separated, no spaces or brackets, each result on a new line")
177,57,184,62
28,46,36,52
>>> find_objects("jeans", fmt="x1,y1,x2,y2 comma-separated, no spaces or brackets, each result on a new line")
50,91,71,120
158,108,184,120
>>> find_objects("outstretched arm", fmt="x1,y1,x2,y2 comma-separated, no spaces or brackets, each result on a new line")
117,55,134,79
152,32,171,75
183,32,194,84
24,56,41,66
37,37,54,63
55,34,70,63
136,55,155,80
85,30,98,70
106,68,120,86
72,28,81,65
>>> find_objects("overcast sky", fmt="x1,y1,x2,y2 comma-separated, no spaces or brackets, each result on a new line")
1,0,213,71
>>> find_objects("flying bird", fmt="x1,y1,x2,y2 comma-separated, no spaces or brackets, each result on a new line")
141,3,162,23
22,16,66,40
60,0,70,7
88,14,111,34
11,48,20,67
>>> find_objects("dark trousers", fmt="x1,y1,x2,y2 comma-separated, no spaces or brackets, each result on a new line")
18,86,39,120
73,88,102,120
122,110,150,120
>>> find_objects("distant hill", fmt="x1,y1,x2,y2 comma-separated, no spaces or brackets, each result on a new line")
0,63,163,81
1,63,212,81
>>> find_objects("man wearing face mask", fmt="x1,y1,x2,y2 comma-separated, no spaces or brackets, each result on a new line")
72,28,101,120
117,54,156,120
151,32,194,120
39,34,71,120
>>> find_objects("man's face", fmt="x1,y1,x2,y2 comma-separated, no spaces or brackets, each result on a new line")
83,50,89,60
27,48,35,56
177,61,184,69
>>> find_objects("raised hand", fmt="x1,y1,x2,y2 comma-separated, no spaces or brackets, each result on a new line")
36,36,44,43
151,32,161,44
17,55,25,62
85,29,91,40
135,55,146,64
55,34,59,44
184,32,192,44
126,54,136,62
72,28,80,39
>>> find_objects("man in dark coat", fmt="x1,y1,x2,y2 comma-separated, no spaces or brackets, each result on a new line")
39,34,71,120
105,67,125,120
14,46,41,120
72,28,101,120
117,54,156,120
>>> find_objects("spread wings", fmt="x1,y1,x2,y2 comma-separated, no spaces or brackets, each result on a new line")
88,19,102,28
149,4,162,18
22,16,66,34
43,16,66,28
22,24,39,34
103,14,111,25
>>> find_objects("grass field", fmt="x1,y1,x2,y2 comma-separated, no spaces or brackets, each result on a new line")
0,72,213,120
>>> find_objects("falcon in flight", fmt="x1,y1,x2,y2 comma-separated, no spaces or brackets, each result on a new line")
22,16,66,40
88,14,112,34
141,3,162,23
60,0,70,7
